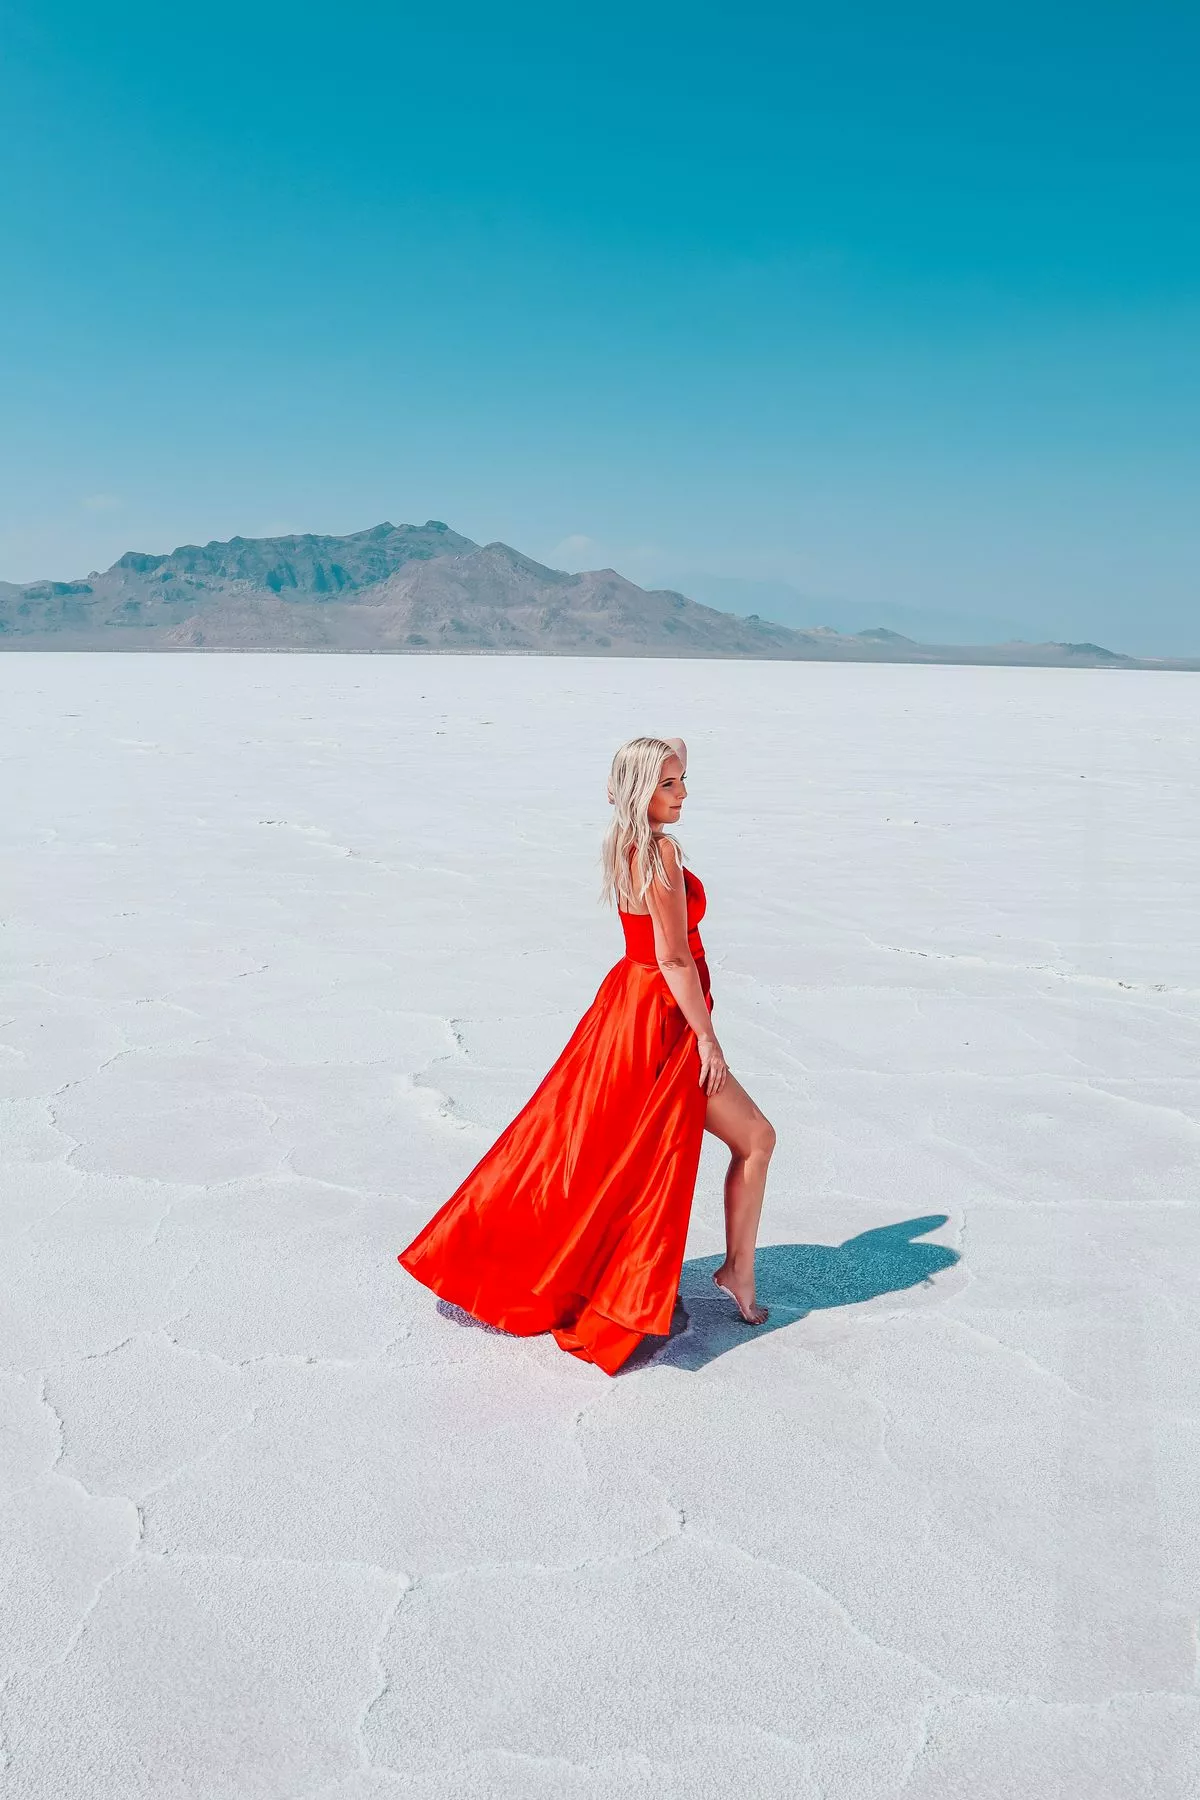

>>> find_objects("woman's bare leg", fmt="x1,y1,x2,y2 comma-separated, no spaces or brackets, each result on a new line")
704,1072,776,1323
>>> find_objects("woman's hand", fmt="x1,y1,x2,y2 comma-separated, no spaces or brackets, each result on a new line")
697,1034,729,1096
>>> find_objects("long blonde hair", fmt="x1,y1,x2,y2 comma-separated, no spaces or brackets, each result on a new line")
600,736,686,908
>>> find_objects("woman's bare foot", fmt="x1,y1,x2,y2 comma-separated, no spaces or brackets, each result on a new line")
712,1263,768,1325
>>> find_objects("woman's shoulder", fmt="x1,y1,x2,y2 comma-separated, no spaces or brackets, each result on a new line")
624,833,686,907
645,834,688,889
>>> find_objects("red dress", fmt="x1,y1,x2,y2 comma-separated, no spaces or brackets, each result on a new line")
397,868,713,1374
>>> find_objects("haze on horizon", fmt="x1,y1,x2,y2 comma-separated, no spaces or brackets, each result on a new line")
1,1,1197,656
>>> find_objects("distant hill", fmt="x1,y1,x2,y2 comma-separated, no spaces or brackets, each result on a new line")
663,571,1039,647
1,521,1193,667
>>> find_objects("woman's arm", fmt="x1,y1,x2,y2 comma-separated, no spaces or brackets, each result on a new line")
641,837,729,1095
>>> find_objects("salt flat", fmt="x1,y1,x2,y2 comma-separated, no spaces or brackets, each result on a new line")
1,651,1197,1799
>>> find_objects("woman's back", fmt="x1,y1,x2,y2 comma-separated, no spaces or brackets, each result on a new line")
619,866,708,971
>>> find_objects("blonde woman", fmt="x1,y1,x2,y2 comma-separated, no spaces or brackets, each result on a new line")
398,735,775,1373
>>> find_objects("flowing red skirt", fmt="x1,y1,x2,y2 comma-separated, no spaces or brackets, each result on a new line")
398,952,712,1374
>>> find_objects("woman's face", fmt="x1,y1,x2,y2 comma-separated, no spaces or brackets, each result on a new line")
648,753,687,827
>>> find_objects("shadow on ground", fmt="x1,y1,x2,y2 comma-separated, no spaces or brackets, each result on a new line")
623,1214,960,1373
435,1214,959,1375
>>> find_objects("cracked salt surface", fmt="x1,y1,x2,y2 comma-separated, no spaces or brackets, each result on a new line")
2,655,1198,1799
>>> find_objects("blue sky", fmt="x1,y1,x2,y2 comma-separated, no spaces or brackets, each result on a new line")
1,1,1197,651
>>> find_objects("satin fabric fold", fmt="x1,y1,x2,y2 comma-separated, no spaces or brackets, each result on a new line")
397,871,712,1374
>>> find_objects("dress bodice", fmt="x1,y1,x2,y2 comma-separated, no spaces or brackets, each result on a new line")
619,867,707,968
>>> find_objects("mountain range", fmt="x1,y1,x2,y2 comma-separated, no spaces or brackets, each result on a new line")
1,521,1192,667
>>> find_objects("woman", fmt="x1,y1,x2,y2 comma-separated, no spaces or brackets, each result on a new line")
397,735,776,1374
